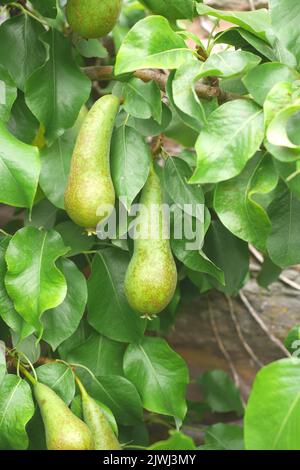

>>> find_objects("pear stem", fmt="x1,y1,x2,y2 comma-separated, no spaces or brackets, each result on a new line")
16,361,37,386
75,376,88,398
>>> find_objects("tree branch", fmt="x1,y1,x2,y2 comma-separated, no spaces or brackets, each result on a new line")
83,65,241,103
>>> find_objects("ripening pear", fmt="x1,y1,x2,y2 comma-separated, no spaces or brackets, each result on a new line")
64,95,119,231
77,380,121,450
34,382,94,450
124,164,177,317
66,0,122,39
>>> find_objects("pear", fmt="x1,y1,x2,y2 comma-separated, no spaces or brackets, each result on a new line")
34,382,94,450
77,380,121,450
124,164,177,317
64,95,119,231
66,0,122,39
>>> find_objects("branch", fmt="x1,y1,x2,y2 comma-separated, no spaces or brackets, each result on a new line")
83,65,241,103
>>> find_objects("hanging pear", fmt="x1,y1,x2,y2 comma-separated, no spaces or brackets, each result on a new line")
66,0,122,39
64,95,119,232
124,164,177,317
77,379,121,450
34,382,94,450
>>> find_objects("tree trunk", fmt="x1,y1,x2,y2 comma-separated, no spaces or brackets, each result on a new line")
168,270,300,396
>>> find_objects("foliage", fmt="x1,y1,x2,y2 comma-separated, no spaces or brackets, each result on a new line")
0,0,299,451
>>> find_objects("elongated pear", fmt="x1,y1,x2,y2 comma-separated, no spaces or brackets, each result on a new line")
34,382,94,450
77,380,121,450
66,0,122,39
64,95,119,231
124,164,177,317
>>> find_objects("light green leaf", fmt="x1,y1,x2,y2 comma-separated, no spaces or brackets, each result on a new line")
196,3,273,42
203,423,244,450
214,153,278,251
270,0,300,68
124,336,189,420
243,62,297,106
245,358,300,450
36,363,75,405
115,16,193,75
0,65,17,122
0,375,34,450
75,38,108,58
0,121,40,209
5,227,68,333
0,341,6,386
87,249,146,343
42,259,87,351
190,100,264,184
111,126,151,211
267,188,300,268
149,431,196,450
123,78,162,122
25,29,91,143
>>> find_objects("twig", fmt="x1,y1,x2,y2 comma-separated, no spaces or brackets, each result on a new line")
248,0,256,11
239,291,290,357
83,66,242,103
207,297,241,388
226,295,264,368
249,245,300,291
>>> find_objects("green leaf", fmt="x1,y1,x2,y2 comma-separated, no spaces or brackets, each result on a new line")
214,153,278,251
172,238,225,285
196,3,273,42
25,29,91,143
267,188,300,268
284,326,300,356
87,249,146,343
123,78,162,122
0,341,6,386
64,332,125,377
245,358,300,450
0,15,46,91
111,126,151,211
115,16,193,75
257,256,281,288
149,431,196,450
270,0,300,68
75,39,108,58
267,102,300,150
202,423,244,450
24,199,57,230
204,220,249,295
124,336,189,420
36,363,75,405
264,81,294,130
82,374,143,425
11,333,40,365
0,237,33,338
42,259,87,351
5,227,68,333
0,375,34,450
140,0,195,20
54,221,95,257
243,62,296,106
198,370,244,416
190,100,264,184
0,121,40,209
0,65,17,122
7,91,39,145
163,157,204,219
30,0,57,18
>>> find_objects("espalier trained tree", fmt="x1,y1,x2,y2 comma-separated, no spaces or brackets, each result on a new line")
0,0,299,451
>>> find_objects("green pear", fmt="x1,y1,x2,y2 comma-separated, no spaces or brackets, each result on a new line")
124,164,177,317
77,380,121,450
66,0,122,39
64,95,119,231
34,382,94,450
